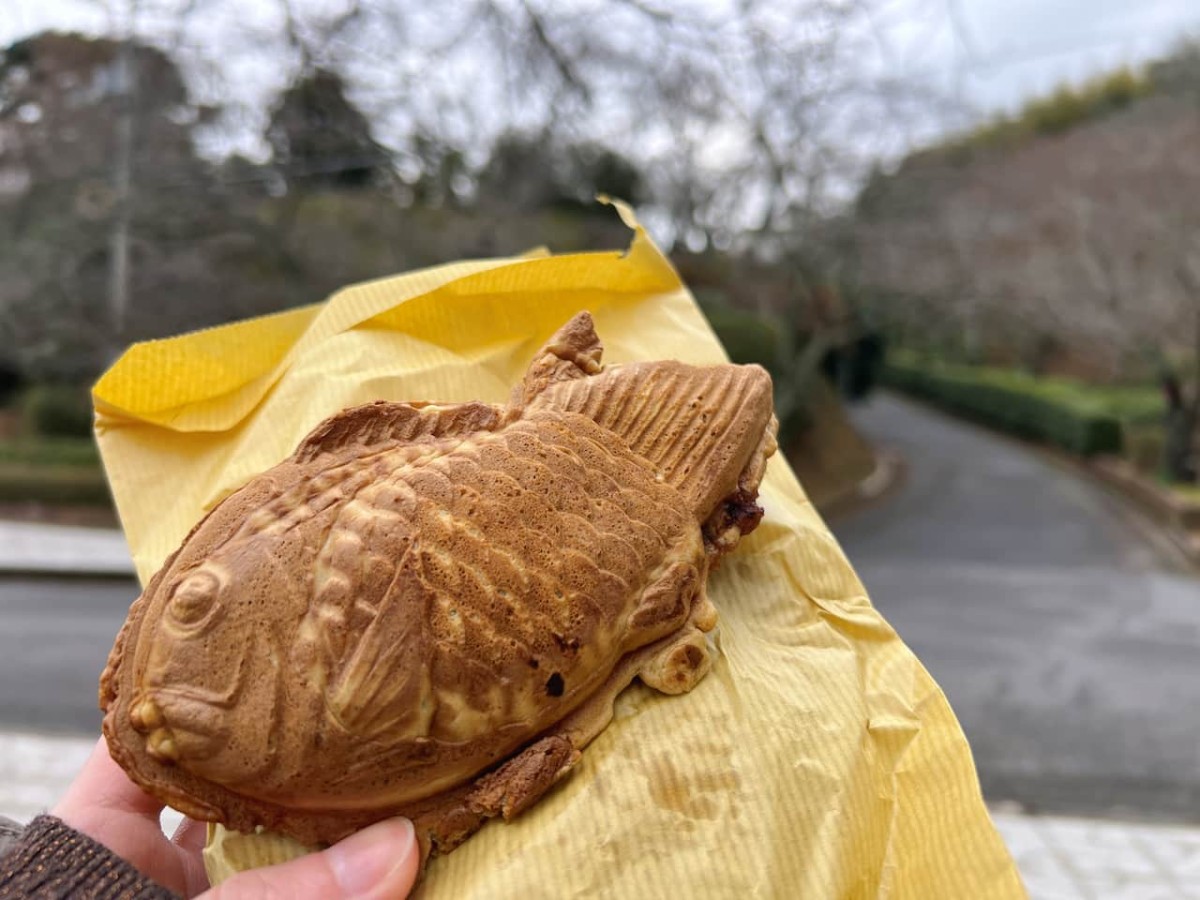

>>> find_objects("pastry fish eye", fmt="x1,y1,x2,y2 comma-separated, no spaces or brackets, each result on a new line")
168,570,221,626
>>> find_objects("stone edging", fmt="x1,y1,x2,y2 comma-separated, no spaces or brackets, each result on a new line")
814,449,905,521
1090,458,1200,562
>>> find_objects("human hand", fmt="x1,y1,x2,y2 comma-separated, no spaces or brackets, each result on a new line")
52,737,419,899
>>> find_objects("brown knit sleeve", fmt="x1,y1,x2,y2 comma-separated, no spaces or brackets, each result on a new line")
0,815,178,899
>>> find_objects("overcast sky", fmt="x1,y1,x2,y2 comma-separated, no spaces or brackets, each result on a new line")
870,0,1200,113
4,0,1200,140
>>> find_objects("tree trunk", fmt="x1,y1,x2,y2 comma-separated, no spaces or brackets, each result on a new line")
1163,370,1197,483
1164,409,1195,483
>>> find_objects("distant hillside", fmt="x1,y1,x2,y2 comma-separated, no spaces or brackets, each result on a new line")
853,42,1200,382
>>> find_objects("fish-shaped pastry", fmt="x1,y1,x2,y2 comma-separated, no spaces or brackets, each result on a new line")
100,311,777,861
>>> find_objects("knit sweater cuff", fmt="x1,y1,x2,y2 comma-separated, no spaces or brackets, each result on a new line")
0,814,178,899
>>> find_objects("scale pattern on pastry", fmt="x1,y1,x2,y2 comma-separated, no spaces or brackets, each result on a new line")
100,311,778,859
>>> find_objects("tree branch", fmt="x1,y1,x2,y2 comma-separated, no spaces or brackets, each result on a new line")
518,0,592,105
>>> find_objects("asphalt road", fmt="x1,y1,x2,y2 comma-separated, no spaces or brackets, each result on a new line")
831,393,1200,824
0,577,137,735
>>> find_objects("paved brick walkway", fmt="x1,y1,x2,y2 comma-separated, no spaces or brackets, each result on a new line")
992,808,1200,898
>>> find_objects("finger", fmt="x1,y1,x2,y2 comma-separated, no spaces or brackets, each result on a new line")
169,816,213,896
53,736,163,822
200,818,418,900
172,816,208,854
52,736,203,896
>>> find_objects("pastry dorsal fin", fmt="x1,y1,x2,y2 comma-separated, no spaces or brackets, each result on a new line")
532,360,776,518
509,312,604,412
292,400,502,463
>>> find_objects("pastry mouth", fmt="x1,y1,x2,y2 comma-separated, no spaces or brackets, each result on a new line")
129,687,232,765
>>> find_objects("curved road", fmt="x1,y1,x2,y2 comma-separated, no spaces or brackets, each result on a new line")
832,393,1200,823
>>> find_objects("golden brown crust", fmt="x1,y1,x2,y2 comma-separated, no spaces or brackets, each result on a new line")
292,400,503,464
100,311,776,860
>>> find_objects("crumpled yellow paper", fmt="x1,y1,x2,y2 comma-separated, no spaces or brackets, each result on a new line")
92,206,1024,899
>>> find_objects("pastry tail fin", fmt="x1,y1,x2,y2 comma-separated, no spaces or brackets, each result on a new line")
534,359,777,518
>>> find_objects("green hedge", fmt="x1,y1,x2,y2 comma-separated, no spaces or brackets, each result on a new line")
21,384,95,438
0,436,99,467
0,462,112,506
883,359,1126,456
701,304,787,374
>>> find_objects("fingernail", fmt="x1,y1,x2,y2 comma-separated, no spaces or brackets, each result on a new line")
327,818,415,896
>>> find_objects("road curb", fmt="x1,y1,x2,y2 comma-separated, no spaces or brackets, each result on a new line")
0,566,136,580
871,391,1200,574
1088,458,1200,566
0,522,136,579
817,448,906,522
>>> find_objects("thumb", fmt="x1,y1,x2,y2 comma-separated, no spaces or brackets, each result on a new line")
199,818,419,900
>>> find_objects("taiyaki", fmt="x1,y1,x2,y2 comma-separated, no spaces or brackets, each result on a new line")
100,311,777,861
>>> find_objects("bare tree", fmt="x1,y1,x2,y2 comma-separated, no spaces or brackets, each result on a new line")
853,72,1200,480
186,0,909,245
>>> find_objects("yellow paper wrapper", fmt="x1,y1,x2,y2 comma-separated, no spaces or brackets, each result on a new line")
201,823,309,884
93,207,1024,899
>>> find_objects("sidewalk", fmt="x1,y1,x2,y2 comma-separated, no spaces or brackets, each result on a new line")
0,520,134,577
0,732,185,838
991,807,1200,898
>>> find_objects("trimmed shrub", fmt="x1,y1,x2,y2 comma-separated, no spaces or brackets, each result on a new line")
0,436,100,467
0,463,112,506
0,362,21,406
883,360,1125,456
701,304,786,374
21,384,95,438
